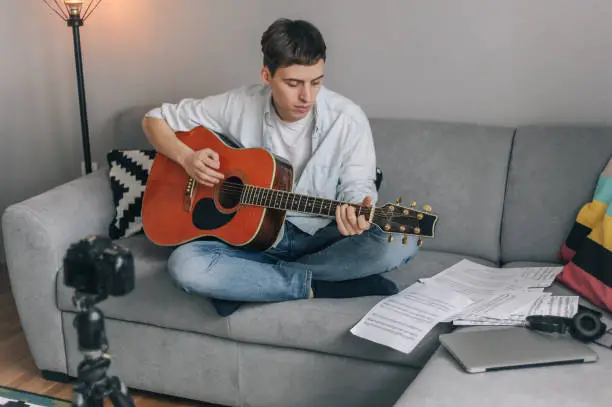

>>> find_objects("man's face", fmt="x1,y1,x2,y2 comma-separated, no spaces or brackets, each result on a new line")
261,59,324,122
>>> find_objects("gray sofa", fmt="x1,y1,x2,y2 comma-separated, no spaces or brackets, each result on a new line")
3,109,612,407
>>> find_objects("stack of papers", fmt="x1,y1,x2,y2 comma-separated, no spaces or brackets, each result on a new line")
419,259,561,299
350,259,579,354
449,292,579,326
420,259,578,326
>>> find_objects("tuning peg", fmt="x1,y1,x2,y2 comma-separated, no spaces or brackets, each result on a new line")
402,235,408,245
410,201,416,208
413,227,421,234
396,196,402,204
423,204,432,213
388,234,393,243
417,213,424,220
418,238,423,247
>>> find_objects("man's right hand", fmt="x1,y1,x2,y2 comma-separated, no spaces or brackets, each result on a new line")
142,117,225,187
181,148,225,187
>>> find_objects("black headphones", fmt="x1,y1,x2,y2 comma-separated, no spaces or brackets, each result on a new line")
526,304,608,343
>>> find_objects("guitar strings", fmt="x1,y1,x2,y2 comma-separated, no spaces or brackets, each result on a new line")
208,181,423,220
215,182,418,219
218,184,418,228
216,182,404,218
206,182,424,232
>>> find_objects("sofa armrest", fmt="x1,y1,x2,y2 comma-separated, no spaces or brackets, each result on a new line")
1,168,114,373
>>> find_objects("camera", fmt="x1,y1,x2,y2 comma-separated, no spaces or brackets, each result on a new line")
64,235,135,300
62,235,136,407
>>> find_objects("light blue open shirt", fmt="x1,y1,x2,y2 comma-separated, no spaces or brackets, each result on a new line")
145,84,378,240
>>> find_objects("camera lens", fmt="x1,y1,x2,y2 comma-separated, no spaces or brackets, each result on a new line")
106,245,135,296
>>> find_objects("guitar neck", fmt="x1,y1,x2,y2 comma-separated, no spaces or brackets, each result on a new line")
240,184,371,218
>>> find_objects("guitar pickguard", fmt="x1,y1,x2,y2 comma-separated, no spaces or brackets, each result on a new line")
192,198,236,230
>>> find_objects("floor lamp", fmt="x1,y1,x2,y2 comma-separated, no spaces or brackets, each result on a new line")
43,0,103,174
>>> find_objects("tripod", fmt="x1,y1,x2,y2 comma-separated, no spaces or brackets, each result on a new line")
71,292,135,407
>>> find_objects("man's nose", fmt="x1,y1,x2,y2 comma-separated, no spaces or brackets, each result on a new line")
300,85,312,103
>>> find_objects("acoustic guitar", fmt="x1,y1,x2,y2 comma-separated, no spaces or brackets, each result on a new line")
141,126,438,250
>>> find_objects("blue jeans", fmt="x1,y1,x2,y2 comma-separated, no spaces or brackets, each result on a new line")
167,221,419,302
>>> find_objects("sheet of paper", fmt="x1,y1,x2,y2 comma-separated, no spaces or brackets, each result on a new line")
350,282,473,354
496,267,563,289
420,260,562,300
444,291,549,322
516,294,579,318
453,318,526,326
453,295,579,326
420,273,529,300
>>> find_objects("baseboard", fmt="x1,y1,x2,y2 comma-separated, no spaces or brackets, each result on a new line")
40,370,73,383
0,261,9,293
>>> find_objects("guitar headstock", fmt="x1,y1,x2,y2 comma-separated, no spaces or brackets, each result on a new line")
371,197,438,247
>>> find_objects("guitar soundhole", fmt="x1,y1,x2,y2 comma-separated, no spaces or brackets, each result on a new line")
218,176,244,210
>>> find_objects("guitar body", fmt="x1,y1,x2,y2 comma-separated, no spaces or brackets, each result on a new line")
142,126,294,250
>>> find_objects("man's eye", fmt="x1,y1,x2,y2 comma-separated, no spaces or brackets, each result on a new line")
312,81,321,87
287,82,298,87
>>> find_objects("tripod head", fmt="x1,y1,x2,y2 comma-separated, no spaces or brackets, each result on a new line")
72,292,109,358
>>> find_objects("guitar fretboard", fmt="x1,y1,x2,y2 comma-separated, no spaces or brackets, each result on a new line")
240,184,370,218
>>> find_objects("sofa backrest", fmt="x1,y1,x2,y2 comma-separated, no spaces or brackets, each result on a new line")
370,118,514,264
501,125,612,264
111,106,611,266
111,105,158,150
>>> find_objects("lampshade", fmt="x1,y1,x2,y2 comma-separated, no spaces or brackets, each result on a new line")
42,0,102,21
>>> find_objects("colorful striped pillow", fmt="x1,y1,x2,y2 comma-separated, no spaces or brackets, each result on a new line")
558,157,612,312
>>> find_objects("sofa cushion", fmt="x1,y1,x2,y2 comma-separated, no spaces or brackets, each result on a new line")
501,126,612,263
227,249,496,368
110,105,158,150
394,262,612,407
56,235,495,368
392,326,612,407
56,235,232,339
370,119,514,264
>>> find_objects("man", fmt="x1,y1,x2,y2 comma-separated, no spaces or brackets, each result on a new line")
142,18,419,316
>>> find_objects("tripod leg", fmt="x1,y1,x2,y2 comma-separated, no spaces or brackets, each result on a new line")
73,357,111,407
71,383,104,407
107,376,136,407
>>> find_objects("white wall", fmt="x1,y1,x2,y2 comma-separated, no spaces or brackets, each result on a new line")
2,0,612,259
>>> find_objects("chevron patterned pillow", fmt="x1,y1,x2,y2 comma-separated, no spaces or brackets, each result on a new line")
107,149,157,239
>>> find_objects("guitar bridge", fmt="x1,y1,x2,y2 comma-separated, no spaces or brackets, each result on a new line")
184,178,197,212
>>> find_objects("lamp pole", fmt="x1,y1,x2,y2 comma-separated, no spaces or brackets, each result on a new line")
43,0,102,175
67,10,92,174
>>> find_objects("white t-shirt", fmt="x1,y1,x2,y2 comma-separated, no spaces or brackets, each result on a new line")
268,104,314,182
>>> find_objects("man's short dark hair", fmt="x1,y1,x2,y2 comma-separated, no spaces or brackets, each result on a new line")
261,18,327,76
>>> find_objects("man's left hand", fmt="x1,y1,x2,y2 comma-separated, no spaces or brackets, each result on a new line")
336,196,372,236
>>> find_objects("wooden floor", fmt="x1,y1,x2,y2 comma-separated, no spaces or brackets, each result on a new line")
0,266,213,406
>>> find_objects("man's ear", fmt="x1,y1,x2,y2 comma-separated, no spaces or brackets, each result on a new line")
261,66,272,86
